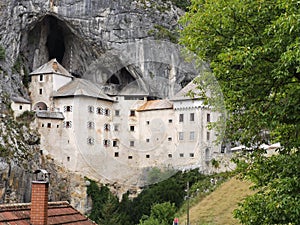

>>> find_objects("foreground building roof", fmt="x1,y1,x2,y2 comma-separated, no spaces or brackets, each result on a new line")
0,201,96,225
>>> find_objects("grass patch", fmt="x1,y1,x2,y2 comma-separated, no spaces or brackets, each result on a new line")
178,177,254,225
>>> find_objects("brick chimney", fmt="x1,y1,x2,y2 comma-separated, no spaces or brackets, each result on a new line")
31,169,50,225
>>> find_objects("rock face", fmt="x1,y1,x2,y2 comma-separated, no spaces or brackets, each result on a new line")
0,0,187,100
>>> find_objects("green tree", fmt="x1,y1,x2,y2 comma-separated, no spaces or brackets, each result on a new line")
139,202,177,225
180,0,300,224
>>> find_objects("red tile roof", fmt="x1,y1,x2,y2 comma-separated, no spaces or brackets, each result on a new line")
137,100,173,111
0,201,97,225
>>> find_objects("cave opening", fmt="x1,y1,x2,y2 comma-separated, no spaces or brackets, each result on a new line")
46,16,65,63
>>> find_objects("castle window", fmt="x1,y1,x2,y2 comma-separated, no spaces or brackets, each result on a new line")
87,137,95,145
168,154,172,158
130,110,135,116
47,123,51,128
19,105,23,110
190,153,195,158
114,124,119,131
168,137,172,141
103,139,110,147
168,119,172,123
207,131,210,141
104,123,110,131
39,75,44,81
130,141,134,147
179,132,184,140
146,154,150,158
88,106,94,113
104,108,110,116
113,140,118,147
64,121,72,128
179,114,184,122
67,156,70,162
42,124,44,127
57,124,59,128
190,131,195,140
64,106,72,112
179,153,184,157
146,121,150,125
128,155,133,159
114,152,119,157
146,138,150,143
115,110,120,116
190,113,195,121
207,113,211,122
96,107,104,115
130,125,135,132
39,88,43,95
87,121,95,129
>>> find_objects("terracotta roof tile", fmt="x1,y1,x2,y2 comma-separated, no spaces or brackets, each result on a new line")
137,100,173,111
0,202,96,225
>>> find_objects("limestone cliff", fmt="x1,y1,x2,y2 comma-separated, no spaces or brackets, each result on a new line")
0,0,189,99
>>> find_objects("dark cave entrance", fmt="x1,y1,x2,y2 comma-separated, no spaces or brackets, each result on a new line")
46,16,65,63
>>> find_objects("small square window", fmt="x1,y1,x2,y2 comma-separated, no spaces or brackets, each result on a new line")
104,123,110,131
130,126,135,131
88,137,95,145
88,106,94,113
41,124,44,127
103,139,110,147
114,124,119,131
113,140,118,147
114,152,119,157
128,155,133,159
64,121,72,128
130,110,135,116
168,119,172,123
168,137,172,141
146,154,150,158
179,114,184,122
168,154,172,158
115,110,120,116
96,107,103,115
190,113,195,121
146,138,150,143
146,121,150,125
190,153,195,158
64,106,72,112
39,88,43,95
130,141,134,147
180,153,184,157
47,123,51,128
87,121,95,129
207,113,211,122
105,108,110,116
207,131,210,141
179,132,184,140
190,131,195,140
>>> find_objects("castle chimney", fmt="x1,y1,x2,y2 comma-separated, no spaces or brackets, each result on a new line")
31,169,50,225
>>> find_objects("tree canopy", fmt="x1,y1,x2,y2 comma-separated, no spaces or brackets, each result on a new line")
180,0,300,224
180,0,300,149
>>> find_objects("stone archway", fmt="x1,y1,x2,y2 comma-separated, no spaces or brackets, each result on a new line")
33,102,48,111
